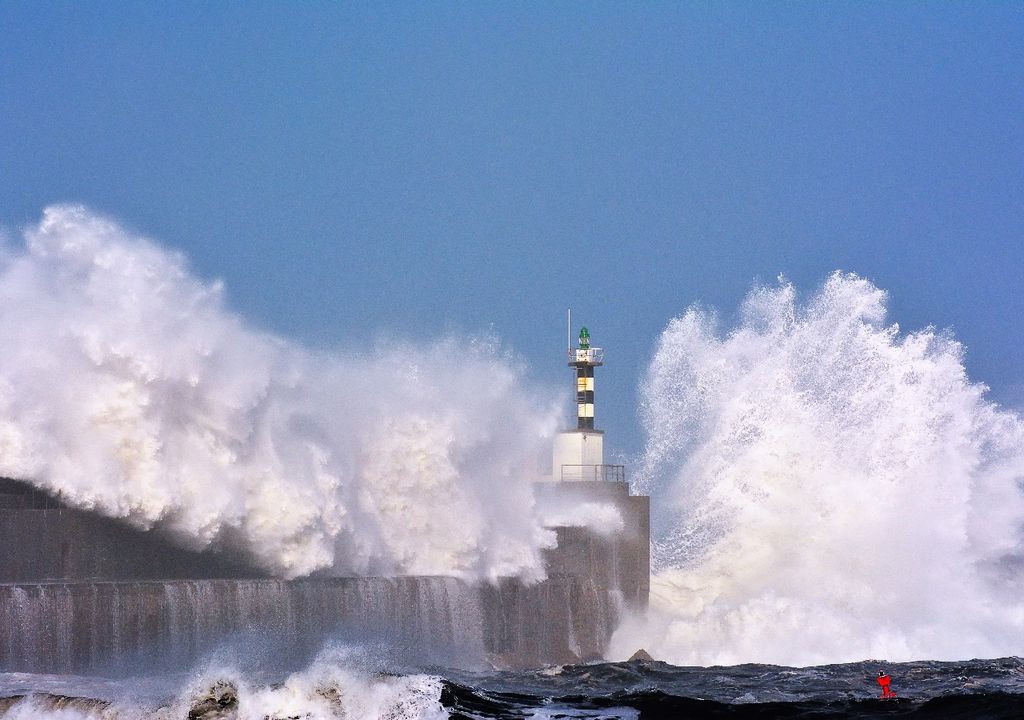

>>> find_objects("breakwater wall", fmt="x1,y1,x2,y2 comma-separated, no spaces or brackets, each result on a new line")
0,575,615,673
0,578,484,673
0,478,646,671
0,480,256,583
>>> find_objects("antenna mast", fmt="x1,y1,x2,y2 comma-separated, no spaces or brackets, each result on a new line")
567,308,571,354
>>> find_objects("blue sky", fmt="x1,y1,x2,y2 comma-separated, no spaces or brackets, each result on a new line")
1,3,1022,458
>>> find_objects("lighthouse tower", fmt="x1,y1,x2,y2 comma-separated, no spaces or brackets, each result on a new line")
571,326,600,430
551,327,621,482
538,322,650,625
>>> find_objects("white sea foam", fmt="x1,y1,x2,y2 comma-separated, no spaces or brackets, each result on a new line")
0,701,108,720
0,648,450,719
537,501,624,536
611,272,1024,666
0,205,558,580
163,646,449,720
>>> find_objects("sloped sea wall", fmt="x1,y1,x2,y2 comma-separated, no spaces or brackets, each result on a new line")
0,478,647,671
0,577,486,673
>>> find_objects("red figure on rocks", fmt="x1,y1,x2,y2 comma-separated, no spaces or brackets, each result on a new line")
876,671,896,699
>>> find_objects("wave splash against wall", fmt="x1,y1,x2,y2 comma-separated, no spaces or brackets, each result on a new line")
614,272,1024,666
0,206,558,581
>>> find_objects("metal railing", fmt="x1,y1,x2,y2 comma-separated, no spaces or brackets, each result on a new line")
558,464,625,483
567,347,604,364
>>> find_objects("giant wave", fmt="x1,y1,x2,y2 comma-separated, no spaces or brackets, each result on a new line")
612,273,1024,666
0,206,559,580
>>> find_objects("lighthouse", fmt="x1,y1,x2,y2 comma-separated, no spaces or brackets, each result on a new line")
572,326,601,430
551,326,621,482
539,322,650,617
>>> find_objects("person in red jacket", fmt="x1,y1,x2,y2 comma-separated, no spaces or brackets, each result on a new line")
876,670,896,698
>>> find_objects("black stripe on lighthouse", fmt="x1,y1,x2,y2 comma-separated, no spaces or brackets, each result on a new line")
576,365,595,430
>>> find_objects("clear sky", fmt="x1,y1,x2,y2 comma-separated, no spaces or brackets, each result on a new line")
1,3,1022,458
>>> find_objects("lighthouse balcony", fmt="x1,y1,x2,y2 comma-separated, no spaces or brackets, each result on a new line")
567,347,604,365
557,464,625,483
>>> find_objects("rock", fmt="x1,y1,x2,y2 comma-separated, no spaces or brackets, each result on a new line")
188,681,238,720
627,648,654,662
315,683,346,713
0,697,24,715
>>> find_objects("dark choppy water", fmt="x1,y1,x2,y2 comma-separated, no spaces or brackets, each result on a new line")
1,657,1023,719
442,657,1024,718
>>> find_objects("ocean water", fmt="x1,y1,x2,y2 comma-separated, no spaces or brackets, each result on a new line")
2,655,1023,719
3,211,1024,716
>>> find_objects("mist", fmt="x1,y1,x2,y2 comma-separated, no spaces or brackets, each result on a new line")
612,272,1024,665
0,206,560,580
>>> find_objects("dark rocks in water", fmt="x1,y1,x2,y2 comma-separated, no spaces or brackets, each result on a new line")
0,694,111,716
314,683,345,710
184,680,346,720
628,648,654,662
188,681,238,720
0,696,22,715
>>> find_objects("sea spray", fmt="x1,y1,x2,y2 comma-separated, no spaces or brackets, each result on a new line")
5,656,1024,719
0,646,449,719
165,646,448,720
611,272,1024,666
0,205,559,580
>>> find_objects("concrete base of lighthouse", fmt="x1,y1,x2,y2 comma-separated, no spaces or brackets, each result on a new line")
551,430,604,480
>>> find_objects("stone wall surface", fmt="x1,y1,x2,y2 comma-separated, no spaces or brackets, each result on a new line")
535,480,651,611
0,478,258,582
0,578,485,673
0,478,649,671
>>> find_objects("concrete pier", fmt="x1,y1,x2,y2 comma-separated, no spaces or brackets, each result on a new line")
0,476,648,671
0,479,258,583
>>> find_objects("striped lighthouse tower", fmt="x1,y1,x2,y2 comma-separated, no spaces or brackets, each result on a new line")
551,324,607,481
571,326,602,430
